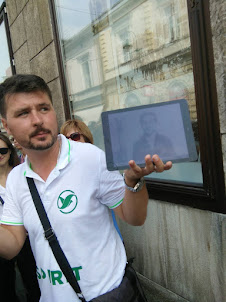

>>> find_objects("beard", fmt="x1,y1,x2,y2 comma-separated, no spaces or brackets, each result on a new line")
25,126,58,150
28,136,57,150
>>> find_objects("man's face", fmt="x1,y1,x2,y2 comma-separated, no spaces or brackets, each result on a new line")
2,91,58,151
141,114,157,135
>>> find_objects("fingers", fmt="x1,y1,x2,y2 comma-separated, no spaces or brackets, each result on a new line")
163,161,173,170
128,154,156,177
143,154,155,175
152,155,164,172
152,154,172,172
125,154,173,180
128,160,143,179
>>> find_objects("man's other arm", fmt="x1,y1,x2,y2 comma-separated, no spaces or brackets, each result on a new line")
114,154,172,226
0,224,27,259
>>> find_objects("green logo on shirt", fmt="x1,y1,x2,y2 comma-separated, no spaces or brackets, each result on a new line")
57,190,78,214
37,266,82,285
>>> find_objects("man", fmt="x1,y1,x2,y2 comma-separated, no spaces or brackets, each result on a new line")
133,111,176,163
0,74,172,302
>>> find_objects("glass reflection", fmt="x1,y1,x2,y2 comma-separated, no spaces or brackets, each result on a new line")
55,0,203,185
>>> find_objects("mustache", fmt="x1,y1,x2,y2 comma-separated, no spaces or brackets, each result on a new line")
30,127,51,138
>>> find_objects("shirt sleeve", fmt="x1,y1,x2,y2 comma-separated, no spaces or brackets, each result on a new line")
0,174,24,226
98,150,125,209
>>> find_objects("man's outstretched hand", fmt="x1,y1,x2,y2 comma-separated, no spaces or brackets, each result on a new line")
124,154,172,185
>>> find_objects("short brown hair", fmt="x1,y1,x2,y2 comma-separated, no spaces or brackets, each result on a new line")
60,119,94,144
0,74,52,118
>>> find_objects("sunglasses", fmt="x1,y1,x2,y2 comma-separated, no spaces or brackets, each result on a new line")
0,148,9,155
66,132,82,141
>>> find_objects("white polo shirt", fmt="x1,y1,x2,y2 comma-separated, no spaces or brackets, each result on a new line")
1,134,126,302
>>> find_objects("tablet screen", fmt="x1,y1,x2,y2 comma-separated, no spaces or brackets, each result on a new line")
101,99,198,171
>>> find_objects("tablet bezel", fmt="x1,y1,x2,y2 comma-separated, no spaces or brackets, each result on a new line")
101,99,198,171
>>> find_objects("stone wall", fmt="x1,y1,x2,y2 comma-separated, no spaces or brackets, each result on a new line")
118,201,226,302
6,0,66,129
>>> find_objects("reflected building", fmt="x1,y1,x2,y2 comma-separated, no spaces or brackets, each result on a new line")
63,0,197,149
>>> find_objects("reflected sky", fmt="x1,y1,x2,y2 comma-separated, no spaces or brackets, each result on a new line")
56,0,120,39
56,0,93,39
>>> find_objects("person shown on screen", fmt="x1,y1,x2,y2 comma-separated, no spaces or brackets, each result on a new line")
133,111,175,163
0,74,172,302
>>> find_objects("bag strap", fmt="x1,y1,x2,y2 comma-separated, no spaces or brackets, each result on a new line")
26,177,86,302
0,196,4,205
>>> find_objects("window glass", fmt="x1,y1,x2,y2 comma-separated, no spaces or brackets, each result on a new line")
0,20,12,83
55,0,203,185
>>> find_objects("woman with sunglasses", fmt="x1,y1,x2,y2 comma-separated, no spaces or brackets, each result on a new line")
60,119,123,241
0,132,20,219
60,119,94,144
0,132,20,301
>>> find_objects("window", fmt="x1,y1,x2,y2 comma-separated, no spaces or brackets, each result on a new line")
50,0,225,213
78,54,92,89
0,2,15,131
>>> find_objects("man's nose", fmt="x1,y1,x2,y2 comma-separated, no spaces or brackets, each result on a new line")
31,111,43,125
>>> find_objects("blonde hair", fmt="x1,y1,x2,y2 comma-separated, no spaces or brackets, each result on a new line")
60,119,94,144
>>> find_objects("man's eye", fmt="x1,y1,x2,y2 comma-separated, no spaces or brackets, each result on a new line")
18,112,28,117
40,107,49,112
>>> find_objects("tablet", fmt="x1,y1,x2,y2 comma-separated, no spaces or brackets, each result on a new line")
101,99,198,171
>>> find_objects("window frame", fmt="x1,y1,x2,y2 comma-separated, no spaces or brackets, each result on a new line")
147,0,225,213
0,2,16,76
0,1,15,132
49,0,226,214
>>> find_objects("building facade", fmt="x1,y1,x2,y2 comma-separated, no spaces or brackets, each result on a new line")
0,0,225,301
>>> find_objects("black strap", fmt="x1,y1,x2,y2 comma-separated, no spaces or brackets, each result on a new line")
125,258,148,302
0,196,4,205
26,177,86,302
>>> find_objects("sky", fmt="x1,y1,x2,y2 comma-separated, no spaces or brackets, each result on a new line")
56,0,93,40
55,0,120,40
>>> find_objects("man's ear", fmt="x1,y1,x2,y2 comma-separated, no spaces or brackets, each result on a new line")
1,118,12,136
